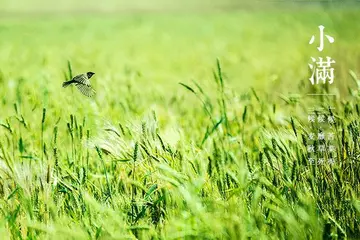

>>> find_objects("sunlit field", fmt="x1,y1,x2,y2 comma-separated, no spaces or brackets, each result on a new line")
0,3,359,239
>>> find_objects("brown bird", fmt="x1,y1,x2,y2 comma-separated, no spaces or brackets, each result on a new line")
62,72,96,97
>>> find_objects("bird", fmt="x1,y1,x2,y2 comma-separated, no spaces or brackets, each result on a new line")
62,72,96,97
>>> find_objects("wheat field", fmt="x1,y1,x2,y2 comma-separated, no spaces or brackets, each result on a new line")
0,3,359,239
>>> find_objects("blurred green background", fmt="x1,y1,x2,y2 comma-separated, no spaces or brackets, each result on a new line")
1,1,359,126
0,1,359,143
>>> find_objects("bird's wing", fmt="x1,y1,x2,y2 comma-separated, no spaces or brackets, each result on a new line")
75,83,96,97
73,74,91,86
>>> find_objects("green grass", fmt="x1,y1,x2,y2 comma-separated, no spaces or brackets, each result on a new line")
0,8,359,239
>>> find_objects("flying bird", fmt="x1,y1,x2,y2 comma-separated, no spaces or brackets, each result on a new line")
62,72,96,97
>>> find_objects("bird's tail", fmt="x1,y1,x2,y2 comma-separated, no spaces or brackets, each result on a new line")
62,80,73,88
